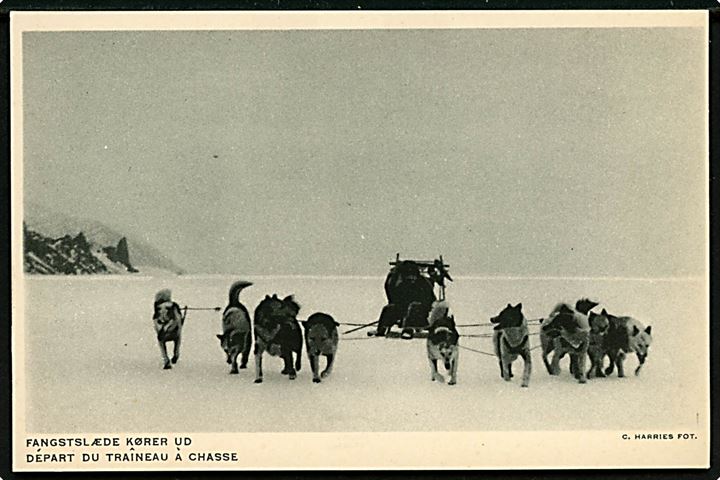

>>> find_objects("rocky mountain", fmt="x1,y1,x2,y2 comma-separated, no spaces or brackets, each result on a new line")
23,202,184,274
24,224,140,274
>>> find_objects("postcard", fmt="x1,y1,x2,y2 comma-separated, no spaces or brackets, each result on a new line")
11,10,709,471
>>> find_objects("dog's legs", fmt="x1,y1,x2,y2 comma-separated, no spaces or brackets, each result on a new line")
281,350,296,380
310,354,321,383
493,334,504,378
587,353,596,379
295,347,302,373
321,353,335,379
541,335,554,374
240,332,251,369
254,345,263,383
521,351,532,387
448,353,458,386
549,349,562,376
501,350,512,381
595,353,606,378
158,340,171,369
229,350,239,374
588,351,605,379
604,350,617,376
576,353,587,384
634,352,646,376
171,335,181,365
616,351,626,378
429,358,444,382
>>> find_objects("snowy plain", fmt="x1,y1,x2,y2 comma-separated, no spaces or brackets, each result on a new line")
21,274,706,433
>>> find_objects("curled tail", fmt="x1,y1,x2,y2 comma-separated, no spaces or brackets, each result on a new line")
227,280,253,311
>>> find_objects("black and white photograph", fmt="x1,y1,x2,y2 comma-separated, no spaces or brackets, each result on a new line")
10,10,710,470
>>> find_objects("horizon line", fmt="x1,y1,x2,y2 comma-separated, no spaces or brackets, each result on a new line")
23,272,706,282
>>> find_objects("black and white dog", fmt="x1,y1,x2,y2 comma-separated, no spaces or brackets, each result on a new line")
217,280,253,374
426,300,459,385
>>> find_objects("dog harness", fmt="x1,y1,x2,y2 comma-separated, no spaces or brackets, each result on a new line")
558,336,587,352
502,335,528,355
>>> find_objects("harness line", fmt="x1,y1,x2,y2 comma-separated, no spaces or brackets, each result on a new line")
183,306,222,311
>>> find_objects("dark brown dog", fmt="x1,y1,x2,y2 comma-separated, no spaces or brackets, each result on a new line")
303,312,339,383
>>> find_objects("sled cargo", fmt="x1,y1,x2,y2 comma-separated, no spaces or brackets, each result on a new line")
369,253,452,339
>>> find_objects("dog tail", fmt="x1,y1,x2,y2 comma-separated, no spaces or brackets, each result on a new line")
228,280,253,307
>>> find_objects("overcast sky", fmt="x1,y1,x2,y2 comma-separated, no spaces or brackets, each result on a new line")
22,27,706,276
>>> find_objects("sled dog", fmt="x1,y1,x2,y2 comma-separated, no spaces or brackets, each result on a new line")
152,289,185,369
217,280,253,374
303,312,339,383
491,303,532,387
253,294,303,383
540,301,591,383
426,300,459,385
586,310,610,379
602,309,653,377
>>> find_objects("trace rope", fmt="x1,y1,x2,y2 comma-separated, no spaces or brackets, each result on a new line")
461,331,540,338
457,344,496,357
457,342,543,356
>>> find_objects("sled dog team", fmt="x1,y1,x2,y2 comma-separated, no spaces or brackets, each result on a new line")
153,284,652,386
154,281,339,383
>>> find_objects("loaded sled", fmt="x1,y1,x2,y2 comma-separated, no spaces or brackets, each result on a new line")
369,253,452,339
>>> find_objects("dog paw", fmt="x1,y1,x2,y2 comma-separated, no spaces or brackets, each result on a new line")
230,369,239,375
448,379,456,386
239,364,247,369
597,371,606,378
163,363,172,370
313,377,321,383
289,372,297,380
171,356,179,364
254,378,263,384
578,378,587,384
521,383,529,388
433,374,445,383
320,370,330,378
503,376,511,382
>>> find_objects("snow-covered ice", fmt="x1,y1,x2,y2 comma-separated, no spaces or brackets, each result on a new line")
20,275,706,433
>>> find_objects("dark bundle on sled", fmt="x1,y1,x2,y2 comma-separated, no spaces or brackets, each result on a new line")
372,254,450,339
